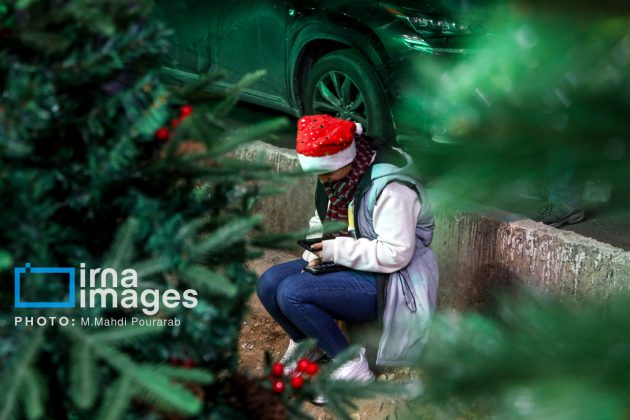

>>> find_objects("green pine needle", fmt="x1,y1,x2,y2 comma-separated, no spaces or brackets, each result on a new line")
149,364,215,384
190,215,264,259
91,324,165,346
106,135,139,175
213,70,267,118
206,117,289,158
95,376,133,420
21,367,46,420
133,257,172,281
0,329,44,420
129,83,170,138
103,218,139,271
176,218,209,242
95,346,202,415
175,71,226,99
70,342,98,409
178,264,237,298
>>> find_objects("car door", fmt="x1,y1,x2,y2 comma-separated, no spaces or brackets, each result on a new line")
210,1,288,100
154,0,217,74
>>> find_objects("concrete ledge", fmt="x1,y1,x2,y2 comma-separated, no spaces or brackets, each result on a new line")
431,205,630,308
496,218,630,295
234,141,317,234
237,142,630,308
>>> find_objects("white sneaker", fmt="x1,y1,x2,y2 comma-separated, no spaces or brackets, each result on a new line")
280,339,326,375
312,347,375,405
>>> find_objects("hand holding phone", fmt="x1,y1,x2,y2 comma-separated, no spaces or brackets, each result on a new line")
297,238,321,253
307,259,322,267
309,242,323,255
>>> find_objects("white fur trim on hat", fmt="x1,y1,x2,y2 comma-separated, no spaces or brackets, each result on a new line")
297,140,356,174
354,122,363,135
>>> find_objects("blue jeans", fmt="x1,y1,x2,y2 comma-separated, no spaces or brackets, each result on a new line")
257,259,377,358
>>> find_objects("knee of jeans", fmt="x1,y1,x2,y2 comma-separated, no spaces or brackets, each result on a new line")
257,267,279,304
276,278,305,314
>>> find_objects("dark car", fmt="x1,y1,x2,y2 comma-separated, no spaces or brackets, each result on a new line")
155,0,484,147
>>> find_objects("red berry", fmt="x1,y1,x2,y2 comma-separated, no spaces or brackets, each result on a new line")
296,358,310,373
271,362,284,377
305,362,319,375
182,359,196,369
155,127,169,141
171,117,183,128
290,375,304,389
272,380,285,394
180,105,193,117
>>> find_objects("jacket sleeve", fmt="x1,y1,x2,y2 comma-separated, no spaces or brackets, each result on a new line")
321,182,420,273
302,209,323,262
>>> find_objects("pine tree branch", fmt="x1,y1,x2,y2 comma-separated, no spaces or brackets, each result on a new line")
148,364,215,384
95,376,133,420
21,367,46,420
212,70,266,118
63,325,206,414
70,341,98,409
417,294,630,417
178,264,237,298
105,135,139,176
133,257,172,281
176,217,209,242
90,324,165,346
190,215,263,259
94,345,203,415
202,117,289,158
103,217,139,271
174,71,226,99
0,329,45,420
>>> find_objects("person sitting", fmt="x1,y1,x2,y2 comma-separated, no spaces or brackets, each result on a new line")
257,115,438,402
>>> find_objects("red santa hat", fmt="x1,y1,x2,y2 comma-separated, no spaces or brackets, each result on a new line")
295,114,363,173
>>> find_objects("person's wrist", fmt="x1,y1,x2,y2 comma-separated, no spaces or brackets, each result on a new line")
322,239,335,262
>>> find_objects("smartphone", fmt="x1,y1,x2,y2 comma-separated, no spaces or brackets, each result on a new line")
297,238,321,253
303,262,346,275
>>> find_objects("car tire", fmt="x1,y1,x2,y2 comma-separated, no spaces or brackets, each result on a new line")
304,49,393,139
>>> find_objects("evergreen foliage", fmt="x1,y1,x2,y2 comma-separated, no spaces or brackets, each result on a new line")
406,3,630,208
404,4,630,418
3,0,629,418
0,0,295,417
414,293,630,419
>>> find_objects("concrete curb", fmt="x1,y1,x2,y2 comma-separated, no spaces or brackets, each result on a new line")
236,141,630,308
431,203,630,307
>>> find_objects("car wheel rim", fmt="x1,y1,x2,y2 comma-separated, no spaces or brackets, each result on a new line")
312,71,368,128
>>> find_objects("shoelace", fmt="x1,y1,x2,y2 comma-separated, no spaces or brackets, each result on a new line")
537,203,555,218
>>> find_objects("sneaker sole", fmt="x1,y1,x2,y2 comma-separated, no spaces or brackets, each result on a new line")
547,210,586,228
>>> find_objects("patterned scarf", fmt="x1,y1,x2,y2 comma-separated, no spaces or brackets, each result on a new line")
324,136,376,237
